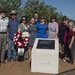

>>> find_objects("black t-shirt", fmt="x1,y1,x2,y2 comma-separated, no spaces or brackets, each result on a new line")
59,23,67,40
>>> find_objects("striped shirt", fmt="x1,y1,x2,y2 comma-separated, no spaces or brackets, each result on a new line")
0,16,9,32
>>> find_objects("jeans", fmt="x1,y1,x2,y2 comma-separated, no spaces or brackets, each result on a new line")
70,42,75,64
24,46,28,59
7,38,16,60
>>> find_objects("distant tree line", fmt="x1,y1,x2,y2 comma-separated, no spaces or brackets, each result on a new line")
0,0,75,23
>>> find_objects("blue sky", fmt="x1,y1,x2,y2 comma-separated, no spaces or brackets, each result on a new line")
40,0,75,20
22,0,75,20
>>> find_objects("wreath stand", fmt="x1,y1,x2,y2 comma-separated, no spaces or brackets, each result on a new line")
14,32,29,61
17,47,25,61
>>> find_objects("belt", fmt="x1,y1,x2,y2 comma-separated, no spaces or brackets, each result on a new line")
0,32,7,34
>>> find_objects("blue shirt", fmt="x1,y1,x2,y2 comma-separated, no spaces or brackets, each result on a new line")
35,20,39,24
36,22,48,38
8,18,20,39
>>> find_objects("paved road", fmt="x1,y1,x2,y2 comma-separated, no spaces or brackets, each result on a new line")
59,69,75,75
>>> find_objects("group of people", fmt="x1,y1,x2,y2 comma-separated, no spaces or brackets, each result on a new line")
59,17,75,65
0,8,75,65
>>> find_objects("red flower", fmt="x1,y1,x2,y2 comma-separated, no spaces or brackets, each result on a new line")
13,32,29,48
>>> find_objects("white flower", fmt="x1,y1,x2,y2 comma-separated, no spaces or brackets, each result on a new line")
18,42,22,46
17,34,20,38
25,44,27,46
22,32,30,37
15,38,18,41
25,38,28,41
25,42,28,43
24,42,26,44
14,36,16,39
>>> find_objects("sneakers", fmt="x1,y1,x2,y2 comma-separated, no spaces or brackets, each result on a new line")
62,58,66,62
7,59,16,62
64,57,67,60
68,63,73,65
1,61,6,64
13,59,16,62
62,56,67,62
7,59,11,62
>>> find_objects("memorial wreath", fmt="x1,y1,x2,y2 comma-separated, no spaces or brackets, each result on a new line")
13,32,30,48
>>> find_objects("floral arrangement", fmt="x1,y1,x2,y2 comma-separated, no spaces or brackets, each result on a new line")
13,32,30,48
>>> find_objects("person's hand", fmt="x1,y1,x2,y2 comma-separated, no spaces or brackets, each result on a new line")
69,44,72,49
53,33,56,38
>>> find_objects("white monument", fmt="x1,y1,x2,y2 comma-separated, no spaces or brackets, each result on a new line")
31,38,59,74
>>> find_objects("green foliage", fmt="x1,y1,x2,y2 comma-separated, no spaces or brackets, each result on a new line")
22,0,58,22
56,12,63,23
0,0,22,16
0,0,74,23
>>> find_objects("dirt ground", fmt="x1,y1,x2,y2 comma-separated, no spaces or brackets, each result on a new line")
0,59,51,75
0,57,75,75
0,44,75,75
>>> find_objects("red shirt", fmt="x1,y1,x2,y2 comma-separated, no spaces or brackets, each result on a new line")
67,30,75,45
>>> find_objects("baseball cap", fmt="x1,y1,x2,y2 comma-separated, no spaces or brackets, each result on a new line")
10,10,17,15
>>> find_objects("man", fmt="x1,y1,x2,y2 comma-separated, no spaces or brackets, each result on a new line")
7,10,20,62
0,8,9,64
33,12,39,24
59,16,69,61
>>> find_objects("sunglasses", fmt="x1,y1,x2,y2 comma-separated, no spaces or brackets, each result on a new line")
40,18,45,19
1,11,7,13
52,18,55,19
11,14,17,16
63,19,67,21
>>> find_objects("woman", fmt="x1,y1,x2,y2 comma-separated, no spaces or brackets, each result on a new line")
67,22,75,65
17,16,29,60
18,16,28,33
47,15,58,39
28,17,37,60
36,16,48,38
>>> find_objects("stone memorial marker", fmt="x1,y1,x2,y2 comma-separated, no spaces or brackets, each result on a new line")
31,38,59,74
